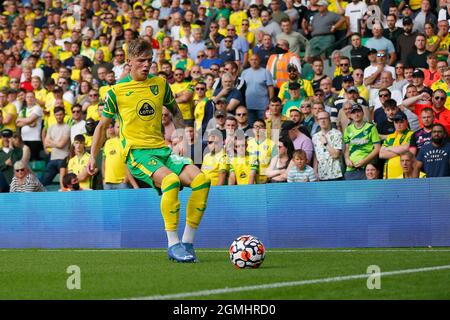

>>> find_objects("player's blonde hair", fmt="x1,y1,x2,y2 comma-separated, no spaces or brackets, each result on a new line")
127,38,153,58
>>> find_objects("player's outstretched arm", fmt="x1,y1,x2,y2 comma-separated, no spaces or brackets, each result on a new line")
87,115,113,175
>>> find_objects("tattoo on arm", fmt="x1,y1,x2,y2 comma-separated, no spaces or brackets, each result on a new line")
170,102,185,129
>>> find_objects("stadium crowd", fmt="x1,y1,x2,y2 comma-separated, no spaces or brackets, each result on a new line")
0,0,450,192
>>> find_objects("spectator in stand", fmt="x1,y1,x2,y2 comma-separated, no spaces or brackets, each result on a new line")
393,151,427,179
16,91,43,161
344,104,381,180
266,136,294,183
364,50,395,90
365,23,397,66
431,67,450,109
0,129,19,192
241,54,274,124
306,0,346,62
61,172,86,191
0,88,17,133
349,33,371,71
415,123,450,177
258,9,282,43
423,54,441,88
162,107,176,147
201,131,228,186
228,137,258,185
379,111,414,179
103,121,138,190
312,111,344,181
247,118,276,184
9,160,45,193
364,162,380,180
396,17,418,65
409,108,434,156
281,120,314,163
429,89,450,135
383,14,403,49
345,0,367,35
276,18,309,57
266,39,302,89
67,134,93,190
171,68,194,121
311,57,327,91
287,149,317,183
374,97,400,140
255,33,275,68
235,105,251,135
406,34,431,69
41,106,70,186
211,72,244,114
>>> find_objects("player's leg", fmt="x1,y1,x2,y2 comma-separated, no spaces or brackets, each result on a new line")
178,164,211,259
127,149,194,262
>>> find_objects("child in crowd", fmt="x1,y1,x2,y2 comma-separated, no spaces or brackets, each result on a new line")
287,149,317,183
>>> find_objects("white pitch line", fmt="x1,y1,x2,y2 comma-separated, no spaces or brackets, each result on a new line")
128,264,450,300
0,249,450,253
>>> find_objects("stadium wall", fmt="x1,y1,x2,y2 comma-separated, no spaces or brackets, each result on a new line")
0,178,449,248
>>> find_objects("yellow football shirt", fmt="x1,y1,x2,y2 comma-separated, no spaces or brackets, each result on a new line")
194,98,208,132
103,74,176,159
382,130,413,179
68,152,92,189
431,80,450,110
229,155,258,185
103,137,127,183
201,149,229,186
170,81,194,120
247,138,275,183
1,103,17,132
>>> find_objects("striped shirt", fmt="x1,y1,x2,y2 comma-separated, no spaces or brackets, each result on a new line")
287,165,317,183
9,174,46,193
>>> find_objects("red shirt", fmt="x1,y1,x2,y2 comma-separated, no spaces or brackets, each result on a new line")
433,107,450,135
20,81,33,92
423,69,441,87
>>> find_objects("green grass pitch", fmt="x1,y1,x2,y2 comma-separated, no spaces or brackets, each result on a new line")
0,248,449,299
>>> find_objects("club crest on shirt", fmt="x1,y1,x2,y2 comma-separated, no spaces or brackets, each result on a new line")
150,85,159,95
136,99,156,121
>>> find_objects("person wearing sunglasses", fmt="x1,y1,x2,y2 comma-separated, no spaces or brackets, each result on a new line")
363,49,395,89
364,22,397,66
9,160,45,193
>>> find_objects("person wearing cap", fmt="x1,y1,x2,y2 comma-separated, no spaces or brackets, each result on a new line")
305,0,346,62
396,16,418,65
406,34,430,69
365,23,396,66
281,119,314,163
199,42,224,73
278,63,314,104
332,84,369,127
343,103,381,180
266,39,301,88
379,111,414,179
281,81,304,117
174,44,195,78
411,68,426,92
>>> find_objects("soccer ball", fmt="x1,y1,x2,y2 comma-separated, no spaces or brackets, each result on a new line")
229,235,266,269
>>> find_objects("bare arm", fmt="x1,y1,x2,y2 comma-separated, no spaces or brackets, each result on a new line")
228,171,236,185
364,66,383,86
267,85,274,100
218,170,227,186
175,90,193,104
248,169,256,184
125,166,139,189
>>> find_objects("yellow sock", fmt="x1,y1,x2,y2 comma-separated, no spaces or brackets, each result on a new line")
160,173,181,232
186,172,211,229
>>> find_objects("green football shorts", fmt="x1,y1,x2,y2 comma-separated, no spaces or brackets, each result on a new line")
127,147,192,192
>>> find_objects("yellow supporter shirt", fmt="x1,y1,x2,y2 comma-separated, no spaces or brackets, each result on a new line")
438,34,450,61
83,134,93,149
392,172,427,179
229,155,258,185
201,149,229,186
194,98,209,132
0,75,9,88
98,46,113,62
247,138,275,183
338,84,369,101
170,81,194,120
1,103,18,132
278,78,314,102
431,80,450,110
86,104,100,121
382,130,413,179
68,152,92,189
103,137,127,183
328,1,348,31
230,10,248,34
102,74,176,159
44,93,72,128
249,18,262,31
